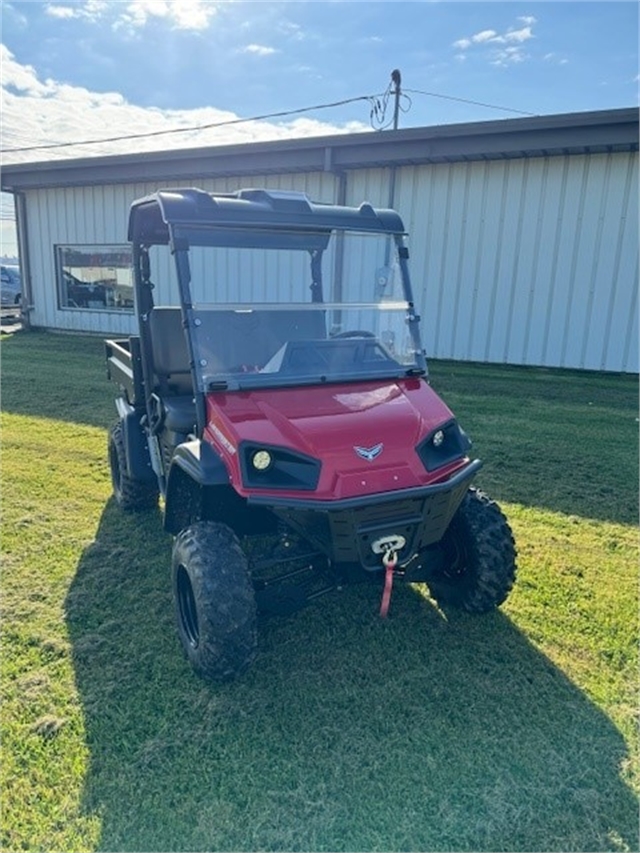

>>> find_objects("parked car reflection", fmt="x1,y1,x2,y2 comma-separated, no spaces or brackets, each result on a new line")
1,265,21,307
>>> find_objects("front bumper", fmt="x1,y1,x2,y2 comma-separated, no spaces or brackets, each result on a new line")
248,459,481,567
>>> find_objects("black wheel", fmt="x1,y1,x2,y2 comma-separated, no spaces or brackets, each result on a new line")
108,421,159,511
172,521,257,681
428,488,516,612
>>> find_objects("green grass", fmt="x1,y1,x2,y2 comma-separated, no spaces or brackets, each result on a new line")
2,330,638,852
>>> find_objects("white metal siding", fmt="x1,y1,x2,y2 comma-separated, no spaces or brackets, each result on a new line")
23,152,638,372
24,171,338,336
390,151,638,372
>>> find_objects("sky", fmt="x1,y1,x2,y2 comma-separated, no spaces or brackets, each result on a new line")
1,0,638,256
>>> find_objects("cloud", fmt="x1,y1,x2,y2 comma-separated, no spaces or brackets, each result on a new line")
544,52,569,66
491,47,527,67
472,30,498,44
503,26,534,44
452,16,535,58
45,1,109,22
278,20,307,41
0,46,369,165
45,5,78,19
44,0,218,30
242,43,278,56
119,0,218,31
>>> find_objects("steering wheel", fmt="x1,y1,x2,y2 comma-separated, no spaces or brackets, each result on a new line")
330,330,376,339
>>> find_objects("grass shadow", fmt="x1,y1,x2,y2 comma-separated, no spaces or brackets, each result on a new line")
65,501,639,852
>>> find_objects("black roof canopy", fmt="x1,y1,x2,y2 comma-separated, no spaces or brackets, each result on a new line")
128,187,406,247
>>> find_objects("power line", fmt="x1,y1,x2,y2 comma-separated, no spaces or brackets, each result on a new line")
0,85,537,157
0,93,384,155
404,88,537,117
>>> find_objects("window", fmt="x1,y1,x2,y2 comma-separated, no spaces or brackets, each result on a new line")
55,245,133,312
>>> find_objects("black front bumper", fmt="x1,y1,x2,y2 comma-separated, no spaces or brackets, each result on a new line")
248,459,481,568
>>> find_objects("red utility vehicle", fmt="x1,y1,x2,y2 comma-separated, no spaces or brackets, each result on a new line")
106,187,516,681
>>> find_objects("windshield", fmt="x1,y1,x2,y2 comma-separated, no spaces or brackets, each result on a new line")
167,229,425,391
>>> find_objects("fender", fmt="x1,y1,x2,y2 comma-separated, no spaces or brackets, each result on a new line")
169,439,230,486
164,439,231,535
116,400,156,483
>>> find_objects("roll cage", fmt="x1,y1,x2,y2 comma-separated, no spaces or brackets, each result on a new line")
128,187,427,434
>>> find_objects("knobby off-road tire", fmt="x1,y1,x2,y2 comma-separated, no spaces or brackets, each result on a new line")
172,521,258,682
428,488,516,612
108,421,159,511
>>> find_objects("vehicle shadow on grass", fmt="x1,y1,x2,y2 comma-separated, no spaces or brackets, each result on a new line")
66,501,639,853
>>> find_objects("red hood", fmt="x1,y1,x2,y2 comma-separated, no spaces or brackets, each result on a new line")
205,379,462,499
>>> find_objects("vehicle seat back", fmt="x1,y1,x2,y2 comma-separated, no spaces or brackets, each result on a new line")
148,305,327,389
148,307,192,394
195,308,326,372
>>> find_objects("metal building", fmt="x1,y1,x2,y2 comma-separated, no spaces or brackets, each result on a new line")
2,107,638,372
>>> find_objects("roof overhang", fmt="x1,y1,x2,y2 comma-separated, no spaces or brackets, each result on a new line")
1,107,638,193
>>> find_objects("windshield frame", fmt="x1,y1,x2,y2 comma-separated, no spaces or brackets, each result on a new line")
163,223,427,393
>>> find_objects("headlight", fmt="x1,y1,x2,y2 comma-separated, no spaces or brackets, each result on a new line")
240,442,321,491
416,420,472,472
252,450,272,471
432,429,445,448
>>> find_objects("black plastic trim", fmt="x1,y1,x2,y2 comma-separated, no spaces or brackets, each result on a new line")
122,409,156,482
170,439,230,486
239,441,321,491
416,419,472,472
247,458,481,510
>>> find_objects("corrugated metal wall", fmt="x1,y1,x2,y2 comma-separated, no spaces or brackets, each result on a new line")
24,150,638,372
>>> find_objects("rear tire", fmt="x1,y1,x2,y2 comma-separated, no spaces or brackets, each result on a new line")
108,421,159,511
172,521,257,681
428,488,516,612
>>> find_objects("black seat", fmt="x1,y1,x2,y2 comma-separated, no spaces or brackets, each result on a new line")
148,307,193,394
148,307,196,435
148,304,327,403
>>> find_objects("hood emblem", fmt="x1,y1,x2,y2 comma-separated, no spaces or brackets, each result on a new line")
354,443,384,462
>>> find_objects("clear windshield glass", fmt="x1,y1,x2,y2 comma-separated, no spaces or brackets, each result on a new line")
174,231,424,390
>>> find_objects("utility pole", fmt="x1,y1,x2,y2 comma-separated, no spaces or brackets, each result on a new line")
381,69,402,280
387,69,401,211
391,68,401,131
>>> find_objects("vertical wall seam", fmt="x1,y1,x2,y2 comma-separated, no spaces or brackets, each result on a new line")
503,158,530,362
560,155,591,367
522,157,550,364
580,152,612,368
541,155,570,364
600,152,635,370
434,167,454,357
467,160,490,357
450,163,472,357
484,161,510,362
621,252,639,372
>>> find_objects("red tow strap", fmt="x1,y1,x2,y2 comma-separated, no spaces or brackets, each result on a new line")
379,551,398,618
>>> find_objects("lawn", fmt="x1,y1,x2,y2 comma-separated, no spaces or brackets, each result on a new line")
1,330,638,853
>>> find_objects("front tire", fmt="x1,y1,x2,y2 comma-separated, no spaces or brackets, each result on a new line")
172,521,257,681
108,421,159,511
428,488,516,612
